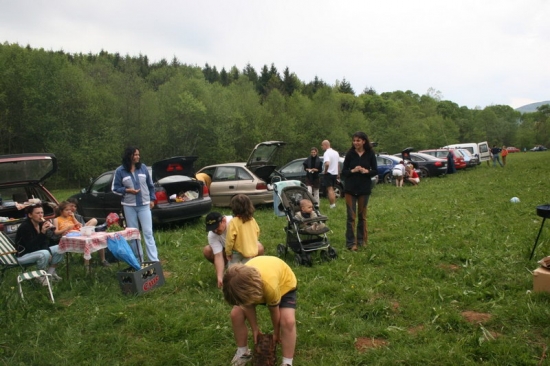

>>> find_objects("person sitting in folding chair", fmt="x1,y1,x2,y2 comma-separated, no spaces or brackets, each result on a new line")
15,203,64,285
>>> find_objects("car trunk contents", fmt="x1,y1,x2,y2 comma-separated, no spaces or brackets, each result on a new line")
154,181,202,204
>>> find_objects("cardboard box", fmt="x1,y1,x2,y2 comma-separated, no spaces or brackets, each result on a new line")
117,262,165,295
533,267,550,293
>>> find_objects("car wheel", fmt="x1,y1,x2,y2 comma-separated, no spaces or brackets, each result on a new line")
419,167,429,178
383,172,392,184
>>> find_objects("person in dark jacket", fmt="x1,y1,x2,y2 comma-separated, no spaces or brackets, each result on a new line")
341,131,378,251
302,147,323,205
15,204,64,283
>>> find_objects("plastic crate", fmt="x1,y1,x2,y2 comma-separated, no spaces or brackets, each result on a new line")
117,261,165,295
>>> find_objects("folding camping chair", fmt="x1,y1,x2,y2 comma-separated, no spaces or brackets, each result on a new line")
0,232,55,303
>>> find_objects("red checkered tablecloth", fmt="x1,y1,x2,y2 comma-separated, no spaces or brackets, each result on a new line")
58,228,141,260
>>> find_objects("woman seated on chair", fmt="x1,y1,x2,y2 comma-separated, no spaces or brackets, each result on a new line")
14,204,64,284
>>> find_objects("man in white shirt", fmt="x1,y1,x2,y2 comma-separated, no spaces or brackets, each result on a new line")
322,140,340,208
203,212,264,288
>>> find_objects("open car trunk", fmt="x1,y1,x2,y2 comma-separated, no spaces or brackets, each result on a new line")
151,157,205,204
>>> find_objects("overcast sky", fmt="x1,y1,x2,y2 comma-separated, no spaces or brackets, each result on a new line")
1,0,548,109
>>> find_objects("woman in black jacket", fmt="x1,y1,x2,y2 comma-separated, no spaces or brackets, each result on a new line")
303,147,323,205
341,132,378,251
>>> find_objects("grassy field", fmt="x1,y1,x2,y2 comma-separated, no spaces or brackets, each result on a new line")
2,152,550,365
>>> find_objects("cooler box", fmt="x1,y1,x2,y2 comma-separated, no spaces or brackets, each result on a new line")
117,261,165,295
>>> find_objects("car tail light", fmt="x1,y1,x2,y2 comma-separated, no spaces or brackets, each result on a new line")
435,161,443,167
256,182,268,190
202,184,209,197
155,190,168,204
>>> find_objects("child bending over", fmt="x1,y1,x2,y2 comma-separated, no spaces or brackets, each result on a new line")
223,256,297,366
225,194,260,267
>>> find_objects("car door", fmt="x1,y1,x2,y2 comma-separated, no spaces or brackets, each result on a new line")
209,166,256,206
78,172,120,220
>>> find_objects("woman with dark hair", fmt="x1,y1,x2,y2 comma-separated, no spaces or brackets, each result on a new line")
303,147,323,205
341,131,378,251
112,147,159,262
15,204,64,284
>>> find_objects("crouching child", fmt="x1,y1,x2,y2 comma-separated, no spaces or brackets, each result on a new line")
223,256,297,366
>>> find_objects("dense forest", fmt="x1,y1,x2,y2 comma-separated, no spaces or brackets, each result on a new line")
1,42,549,188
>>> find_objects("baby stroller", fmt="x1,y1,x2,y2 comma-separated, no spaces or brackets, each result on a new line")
273,181,337,266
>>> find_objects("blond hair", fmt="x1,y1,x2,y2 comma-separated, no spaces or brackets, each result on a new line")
223,264,263,306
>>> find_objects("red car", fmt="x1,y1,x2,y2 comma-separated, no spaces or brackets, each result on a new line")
506,146,520,153
418,149,467,170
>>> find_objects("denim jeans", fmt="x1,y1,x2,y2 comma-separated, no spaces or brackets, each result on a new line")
123,205,159,262
345,194,370,248
492,155,503,167
17,245,64,270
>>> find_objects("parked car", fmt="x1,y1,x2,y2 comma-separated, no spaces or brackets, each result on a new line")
456,148,479,167
196,141,285,207
70,156,212,224
443,142,491,164
275,156,377,198
530,145,548,152
0,153,60,240
506,146,520,153
395,152,447,177
376,154,402,183
418,149,467,170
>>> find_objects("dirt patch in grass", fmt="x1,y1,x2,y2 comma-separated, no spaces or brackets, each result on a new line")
391,301,400,311
438,263,460,271
354,337,388,353
408,325,424,335
163,271,172,278
461,311,492,324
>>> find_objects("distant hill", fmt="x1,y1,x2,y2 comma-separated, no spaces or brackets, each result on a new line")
515,101,550,113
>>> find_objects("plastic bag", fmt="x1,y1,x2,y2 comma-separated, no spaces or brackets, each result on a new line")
107,233,140,270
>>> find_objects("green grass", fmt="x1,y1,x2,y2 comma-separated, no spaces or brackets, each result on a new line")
2,152,550,365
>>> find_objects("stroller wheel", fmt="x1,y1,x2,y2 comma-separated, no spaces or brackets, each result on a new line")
294,254,303,266
320,250,330,262
328,247,338,260
277,243,286,258
303,253,313,267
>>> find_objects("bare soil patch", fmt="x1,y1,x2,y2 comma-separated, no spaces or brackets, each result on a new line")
438,263,460,271
461,311,492,324
354,337,388,353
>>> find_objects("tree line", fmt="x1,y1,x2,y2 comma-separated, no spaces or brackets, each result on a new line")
0,42,548,188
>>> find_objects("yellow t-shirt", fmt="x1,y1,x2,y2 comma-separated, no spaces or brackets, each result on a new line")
245,256,297,306
225,217,260,258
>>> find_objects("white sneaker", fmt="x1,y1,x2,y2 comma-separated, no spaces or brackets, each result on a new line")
231,349,252,366
50,272,62,282
330,204,336,209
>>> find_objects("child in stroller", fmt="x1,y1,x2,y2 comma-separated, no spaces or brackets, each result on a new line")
273,181,337,266
294,199,326,234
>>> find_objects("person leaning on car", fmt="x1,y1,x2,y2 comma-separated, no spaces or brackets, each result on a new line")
202,212,264,288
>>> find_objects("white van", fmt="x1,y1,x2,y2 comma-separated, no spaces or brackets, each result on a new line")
442,142,491,164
